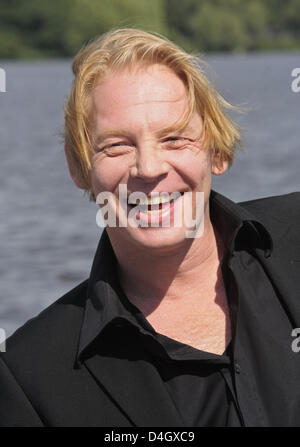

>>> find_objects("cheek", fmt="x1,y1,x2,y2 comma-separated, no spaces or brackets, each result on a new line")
90,157,129,194
169,150,212,186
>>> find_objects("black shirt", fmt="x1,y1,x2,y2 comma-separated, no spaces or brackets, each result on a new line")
1,191,300,427
91,282,240,427
77,190,280,427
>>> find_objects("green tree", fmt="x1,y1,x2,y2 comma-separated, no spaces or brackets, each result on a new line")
0,0,74,57
64,0,167,55
165,0,268,52
1,0,300,58
0,0,167,58
189,1,248,52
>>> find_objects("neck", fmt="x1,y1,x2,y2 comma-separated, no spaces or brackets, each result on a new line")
107,217,225,316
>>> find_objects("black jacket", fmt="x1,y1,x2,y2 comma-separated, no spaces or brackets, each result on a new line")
0,191,300,427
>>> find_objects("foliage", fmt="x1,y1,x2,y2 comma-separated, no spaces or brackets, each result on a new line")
0,0,299,58
163,0,300,52
0,0,167,58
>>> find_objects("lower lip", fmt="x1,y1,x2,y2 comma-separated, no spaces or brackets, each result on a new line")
127,195,182,227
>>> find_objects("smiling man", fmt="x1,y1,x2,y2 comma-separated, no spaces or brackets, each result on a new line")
85,62,230,355
1,28,300,427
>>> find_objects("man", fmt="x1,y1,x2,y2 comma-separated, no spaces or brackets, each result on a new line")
0,28,299,427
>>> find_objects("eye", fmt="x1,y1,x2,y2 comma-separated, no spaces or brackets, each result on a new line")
162,136,190,148
103,141,128,149
106,142,125,148
165,137,182,141
97,141,134,156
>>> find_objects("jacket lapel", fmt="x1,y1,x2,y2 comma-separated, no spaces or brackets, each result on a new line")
255,223,300,327
83,351,185,427
78,232,184,426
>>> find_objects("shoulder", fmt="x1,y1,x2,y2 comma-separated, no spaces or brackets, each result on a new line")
0,280,91,426
239,192,300,223
2,279,88,373
239,192,300,258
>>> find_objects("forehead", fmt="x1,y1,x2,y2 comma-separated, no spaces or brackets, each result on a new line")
91,64,189,130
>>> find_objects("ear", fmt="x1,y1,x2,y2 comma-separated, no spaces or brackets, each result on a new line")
64,143,87,190
211,158,228,176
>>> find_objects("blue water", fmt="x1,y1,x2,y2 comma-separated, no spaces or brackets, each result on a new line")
0,53,299,336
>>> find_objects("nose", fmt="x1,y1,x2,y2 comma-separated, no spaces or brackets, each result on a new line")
130,144,169,182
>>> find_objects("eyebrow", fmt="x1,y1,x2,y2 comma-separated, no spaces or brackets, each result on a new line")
156,123,194,137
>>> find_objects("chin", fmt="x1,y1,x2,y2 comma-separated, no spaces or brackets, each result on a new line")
125,226,193,251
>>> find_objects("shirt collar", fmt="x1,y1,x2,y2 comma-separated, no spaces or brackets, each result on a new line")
76,190,273,363
209,190,273,256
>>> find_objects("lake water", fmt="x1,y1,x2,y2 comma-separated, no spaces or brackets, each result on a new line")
0,53,299,337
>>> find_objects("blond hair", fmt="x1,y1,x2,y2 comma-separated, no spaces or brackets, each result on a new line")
64,28,242,200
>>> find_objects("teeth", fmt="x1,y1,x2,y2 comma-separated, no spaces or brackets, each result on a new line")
143,208,162,214
128,192,181,206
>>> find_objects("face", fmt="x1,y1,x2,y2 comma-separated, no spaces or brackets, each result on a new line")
89,64,226,252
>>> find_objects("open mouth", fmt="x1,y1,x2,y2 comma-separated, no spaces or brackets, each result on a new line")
127,192,183,214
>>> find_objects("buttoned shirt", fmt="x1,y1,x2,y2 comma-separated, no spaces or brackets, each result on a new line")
76,190,298,427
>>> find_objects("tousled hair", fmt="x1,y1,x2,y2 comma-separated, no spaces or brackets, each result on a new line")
64,27,242,201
